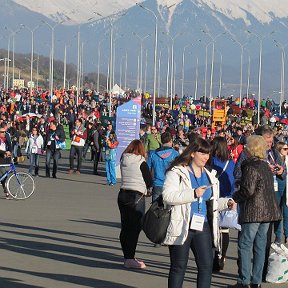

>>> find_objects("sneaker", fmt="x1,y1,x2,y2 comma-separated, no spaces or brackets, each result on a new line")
124,258,146,269
250,285,261,288
154,244,161,248
75,171,80,175
67,169,74,174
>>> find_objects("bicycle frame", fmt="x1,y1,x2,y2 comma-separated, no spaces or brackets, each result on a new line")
0,163,17,182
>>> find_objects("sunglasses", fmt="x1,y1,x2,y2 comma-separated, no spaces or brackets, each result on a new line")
0,131,5,133
282,147,288,151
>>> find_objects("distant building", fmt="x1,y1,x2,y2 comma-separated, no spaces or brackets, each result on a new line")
13,79,25,88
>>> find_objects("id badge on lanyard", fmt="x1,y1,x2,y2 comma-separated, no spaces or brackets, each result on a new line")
190,197,205,231
189,165,206,231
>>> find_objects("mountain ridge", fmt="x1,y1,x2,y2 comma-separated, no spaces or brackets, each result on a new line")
12,0,288,26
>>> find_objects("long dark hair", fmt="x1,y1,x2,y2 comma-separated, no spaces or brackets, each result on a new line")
167,137,211,171
211,136,230,161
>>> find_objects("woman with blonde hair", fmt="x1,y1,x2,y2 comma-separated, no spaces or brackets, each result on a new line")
230,135,281,288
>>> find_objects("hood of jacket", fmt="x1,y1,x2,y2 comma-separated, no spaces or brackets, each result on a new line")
121,153,145,166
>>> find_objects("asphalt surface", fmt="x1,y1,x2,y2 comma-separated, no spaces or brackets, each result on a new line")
0,151,286,287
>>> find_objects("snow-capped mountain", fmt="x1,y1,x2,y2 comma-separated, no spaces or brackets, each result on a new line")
11,0,288,26
12,0,139,25
1,0,288,98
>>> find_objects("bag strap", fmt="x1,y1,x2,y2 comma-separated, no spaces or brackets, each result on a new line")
217,161,229,178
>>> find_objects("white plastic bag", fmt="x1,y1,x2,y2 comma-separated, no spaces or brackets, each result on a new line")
266,252,288,283
219,209,241,230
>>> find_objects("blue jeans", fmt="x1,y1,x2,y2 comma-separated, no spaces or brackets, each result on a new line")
238,222,270,285
105,160,116,184
29,153,40,174
13,143,19,159
152,186,163,202
274,179,288,239
168,223,213,288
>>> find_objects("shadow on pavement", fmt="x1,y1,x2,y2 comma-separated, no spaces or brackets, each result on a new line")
0,267,135,288
0,277,43,288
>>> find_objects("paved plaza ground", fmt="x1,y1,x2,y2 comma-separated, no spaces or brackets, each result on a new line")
0,152,286,287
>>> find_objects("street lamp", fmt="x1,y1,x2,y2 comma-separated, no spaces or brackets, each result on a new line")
20,24,41,95
274,40,286,115
202,30,226,114
217,51,223,98
181,44,191,99
109,20,114,116
144,49,148,93
247,30,275,124
97,38,106,93
181,39,201,99
0,58,11,90
230,38,248,107
119,54,126,89
166,46,170,99
63,43,69,90
194,56,199,100
247,54,251,98
133,32,150,93
136,3,158,126
157,48,166,98
4,26,23,89
36,55,39,90
164,32,183,109
42,20,64,99
203,41,212,102
125,50,128,91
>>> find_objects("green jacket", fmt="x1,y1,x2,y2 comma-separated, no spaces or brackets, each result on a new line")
145,133,161,152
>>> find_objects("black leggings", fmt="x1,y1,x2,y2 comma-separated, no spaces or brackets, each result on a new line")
117,190,145,259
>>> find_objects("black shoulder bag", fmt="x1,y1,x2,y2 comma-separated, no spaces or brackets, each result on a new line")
142,176,182,244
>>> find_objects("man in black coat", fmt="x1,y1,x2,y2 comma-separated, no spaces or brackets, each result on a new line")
44,120,66,178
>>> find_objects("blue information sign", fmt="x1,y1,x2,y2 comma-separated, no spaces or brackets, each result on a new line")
116,95,141,165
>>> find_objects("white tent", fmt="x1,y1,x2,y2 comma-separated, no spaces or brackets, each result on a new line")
111,84,124,95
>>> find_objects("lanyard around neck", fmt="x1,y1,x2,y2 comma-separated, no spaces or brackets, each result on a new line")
189,164,203,212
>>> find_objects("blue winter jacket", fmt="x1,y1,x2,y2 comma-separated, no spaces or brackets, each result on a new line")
212,157,235,197
148,146,179,187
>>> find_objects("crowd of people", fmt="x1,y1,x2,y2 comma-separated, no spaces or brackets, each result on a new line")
119,124,286,288
0,86,288,287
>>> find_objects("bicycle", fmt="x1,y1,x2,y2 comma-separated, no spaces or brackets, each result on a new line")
0,161,35,200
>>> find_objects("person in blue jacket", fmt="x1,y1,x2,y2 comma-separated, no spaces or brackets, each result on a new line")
148,131,179,202
210,136,235,272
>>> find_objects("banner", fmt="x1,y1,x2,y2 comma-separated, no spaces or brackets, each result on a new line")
116,95,141,165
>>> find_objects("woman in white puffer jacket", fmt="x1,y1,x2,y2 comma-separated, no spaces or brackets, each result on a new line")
162,136,233,288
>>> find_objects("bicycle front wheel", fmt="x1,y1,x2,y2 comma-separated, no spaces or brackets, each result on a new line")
7,172,35,200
